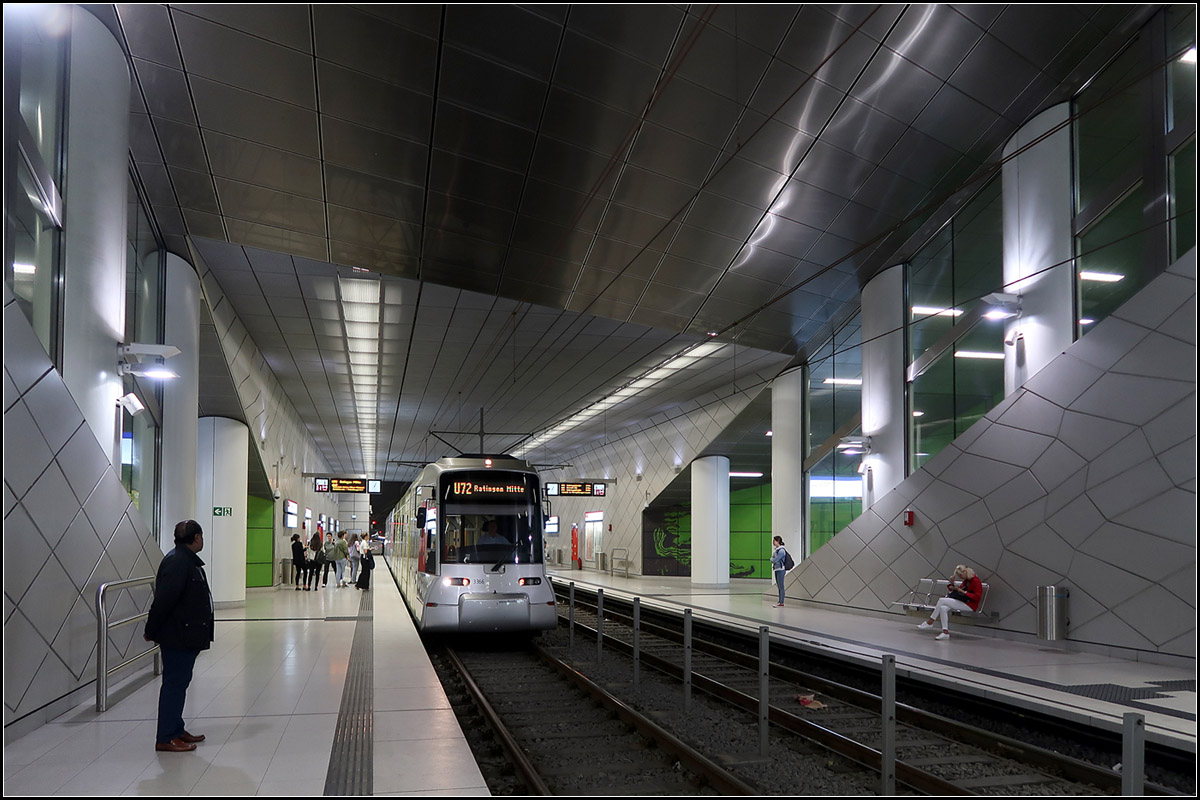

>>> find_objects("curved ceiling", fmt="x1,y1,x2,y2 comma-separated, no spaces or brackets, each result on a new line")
94,4,1152,480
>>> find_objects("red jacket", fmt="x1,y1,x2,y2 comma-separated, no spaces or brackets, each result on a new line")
951,575,983,611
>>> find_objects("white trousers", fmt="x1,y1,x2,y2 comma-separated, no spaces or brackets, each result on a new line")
930,597,972,629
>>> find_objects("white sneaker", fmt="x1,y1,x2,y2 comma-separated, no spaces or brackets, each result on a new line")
935,632,950,640
917,620,934,630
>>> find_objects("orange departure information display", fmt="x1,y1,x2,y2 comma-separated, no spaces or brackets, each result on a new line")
450,481,525,495
329,478,367,493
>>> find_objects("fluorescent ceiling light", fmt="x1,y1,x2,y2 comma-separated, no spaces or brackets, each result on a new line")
954,351,1005,360
765,430,773,437
729,472,763,478
339,277,380,304
13,263,36,274
1079,271,1124,282
1182,46,1196,63
824,377,862,385
1079,318,1095,325
912,410,925,417
912,305,963,317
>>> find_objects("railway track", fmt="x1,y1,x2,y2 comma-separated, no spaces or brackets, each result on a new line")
552,585,1186,796
433,640,760,795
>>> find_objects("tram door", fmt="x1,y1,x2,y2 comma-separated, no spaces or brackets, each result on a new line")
583,511,603,563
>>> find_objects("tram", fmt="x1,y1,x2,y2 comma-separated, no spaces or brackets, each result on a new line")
387,454,557,633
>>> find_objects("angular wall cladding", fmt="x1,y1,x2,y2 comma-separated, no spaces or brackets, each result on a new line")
4,290,160,728
789,252,1196,657
542,387,763,571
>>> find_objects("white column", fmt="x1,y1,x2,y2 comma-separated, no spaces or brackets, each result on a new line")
160,254,201,553
691,455,729,587
861,264,906,506
60,6,131,465
771,368,805,555
198,417,248,608
1002,102,1075,394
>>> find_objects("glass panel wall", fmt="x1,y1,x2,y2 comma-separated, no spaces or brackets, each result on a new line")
806,316,863,556
4,4,68,363
1074,7,1195,334
120,169,166,531
907,177,1004,472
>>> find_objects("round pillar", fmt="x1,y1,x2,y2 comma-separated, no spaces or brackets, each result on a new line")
691,455,730,587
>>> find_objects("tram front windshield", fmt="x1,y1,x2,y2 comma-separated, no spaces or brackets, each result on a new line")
440,471,542,566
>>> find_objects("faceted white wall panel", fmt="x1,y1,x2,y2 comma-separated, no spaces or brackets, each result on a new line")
541,388,762,574
4,294,160,733
788,253,1196,658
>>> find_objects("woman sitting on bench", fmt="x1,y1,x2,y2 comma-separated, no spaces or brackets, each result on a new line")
918,565,982,640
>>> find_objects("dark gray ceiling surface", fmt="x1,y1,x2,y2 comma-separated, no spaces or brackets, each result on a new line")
95,4,1152,483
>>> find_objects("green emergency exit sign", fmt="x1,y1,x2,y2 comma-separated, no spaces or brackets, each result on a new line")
213,506,232,516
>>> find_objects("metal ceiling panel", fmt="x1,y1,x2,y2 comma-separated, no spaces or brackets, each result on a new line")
173,11,316,108
189,76,319,156
108,3,1150,482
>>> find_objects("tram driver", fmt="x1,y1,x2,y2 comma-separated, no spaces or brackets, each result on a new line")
478,519,507,546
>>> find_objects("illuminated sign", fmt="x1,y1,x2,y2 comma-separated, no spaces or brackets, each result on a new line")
330,478,367,493
546,481,606,497
314,478,330,492
449,481,526,496
368,479,381,494
545,515,559,535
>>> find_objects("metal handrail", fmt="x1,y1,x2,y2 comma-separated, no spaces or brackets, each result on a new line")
95,576,161,712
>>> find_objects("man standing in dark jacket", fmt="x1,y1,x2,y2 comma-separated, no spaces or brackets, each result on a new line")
144,520,214,752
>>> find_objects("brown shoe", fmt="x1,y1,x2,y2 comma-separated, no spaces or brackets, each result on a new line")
179,730,205,743
156,738,197,752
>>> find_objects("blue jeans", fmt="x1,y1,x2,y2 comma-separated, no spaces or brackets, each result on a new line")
157,646,200,743
775,570,786,604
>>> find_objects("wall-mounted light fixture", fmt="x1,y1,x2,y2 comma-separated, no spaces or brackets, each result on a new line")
981,292,1021,320
837,435,872,455
118,342,181,379
116,392,145,416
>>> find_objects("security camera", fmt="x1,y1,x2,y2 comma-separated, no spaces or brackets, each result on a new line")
273,489,282,500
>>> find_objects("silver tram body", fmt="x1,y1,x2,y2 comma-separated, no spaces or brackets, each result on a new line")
387,455,557,634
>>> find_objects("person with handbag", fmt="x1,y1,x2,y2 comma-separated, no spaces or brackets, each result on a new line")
918,565,983,640
307,529,325,590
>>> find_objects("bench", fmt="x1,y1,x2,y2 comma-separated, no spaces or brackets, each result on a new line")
893,578,998,621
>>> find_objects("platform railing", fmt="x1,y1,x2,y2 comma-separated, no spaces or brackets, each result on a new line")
95,576,161,712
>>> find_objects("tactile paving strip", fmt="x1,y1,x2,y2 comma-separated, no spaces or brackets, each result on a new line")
323,589,374,795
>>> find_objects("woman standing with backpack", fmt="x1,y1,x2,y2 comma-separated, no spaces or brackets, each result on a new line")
771,536,792,608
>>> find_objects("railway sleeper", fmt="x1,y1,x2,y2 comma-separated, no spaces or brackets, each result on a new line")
954,773,1064,789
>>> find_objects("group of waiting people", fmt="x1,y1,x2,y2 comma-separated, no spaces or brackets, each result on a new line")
289,527,374,591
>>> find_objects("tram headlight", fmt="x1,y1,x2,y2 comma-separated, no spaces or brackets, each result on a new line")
443,577,470,587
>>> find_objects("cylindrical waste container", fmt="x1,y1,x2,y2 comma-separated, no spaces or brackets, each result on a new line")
1037,585,1069,640
281,558,293,585
598,552,608,572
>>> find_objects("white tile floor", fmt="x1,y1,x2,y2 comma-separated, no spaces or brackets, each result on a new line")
3,568,488,796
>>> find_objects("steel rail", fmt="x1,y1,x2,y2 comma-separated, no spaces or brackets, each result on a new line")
443,646,552,795
530,641,761,796
558,593,1183,796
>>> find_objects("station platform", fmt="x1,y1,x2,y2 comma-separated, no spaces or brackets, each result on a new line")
2,562,487,797
5,563,1193,796
546,567,1197,754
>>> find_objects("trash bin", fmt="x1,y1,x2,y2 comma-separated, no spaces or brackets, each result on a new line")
281,558,293,585
1037,585,1069,640
598,552,608,572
